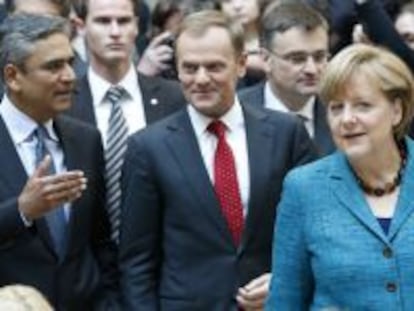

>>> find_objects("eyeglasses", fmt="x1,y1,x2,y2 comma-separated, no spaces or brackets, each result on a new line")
268,50,330,67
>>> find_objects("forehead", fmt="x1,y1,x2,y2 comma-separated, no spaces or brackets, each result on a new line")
88,0,135,17
176,26,236,61
26,33,73,64
271,26,328,51
14,0,61,16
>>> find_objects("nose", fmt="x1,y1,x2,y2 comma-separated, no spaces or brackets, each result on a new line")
61,62,76,83
341,105,357,125
194,66,210,84
302,56,318,73
109,20,121,36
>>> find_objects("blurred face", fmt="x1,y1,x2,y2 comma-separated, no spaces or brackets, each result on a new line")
395,11,414,50
327,73,402,161
84,0,138,69
13,0,61,16
266,26,329,103
176,26,246,118
219,0,259,27
6,33,75,122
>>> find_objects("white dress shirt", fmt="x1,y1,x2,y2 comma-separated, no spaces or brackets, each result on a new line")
88,64,146,146
187,98,250,217
0,95,70,221
264,81,315,138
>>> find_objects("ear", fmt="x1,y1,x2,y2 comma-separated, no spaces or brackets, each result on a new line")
3,64,21,92
392,97,403,127
236,51,247,78
261,48,273,74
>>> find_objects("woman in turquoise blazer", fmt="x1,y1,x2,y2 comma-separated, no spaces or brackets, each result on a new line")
266,44,414,310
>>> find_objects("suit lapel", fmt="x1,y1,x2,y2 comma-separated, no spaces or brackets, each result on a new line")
239,105,274,250
313,98,335,155
72,76,97,125
138,73,163,124
0,117,28,196
388,138,414,240
53,117,82,255
164,110,235,246
329,152,388,243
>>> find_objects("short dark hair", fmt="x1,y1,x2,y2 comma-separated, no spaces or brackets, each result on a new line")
260,2,328,49
73,0,139,21
176,10,245,57
4,0,71,18
0,13,69,81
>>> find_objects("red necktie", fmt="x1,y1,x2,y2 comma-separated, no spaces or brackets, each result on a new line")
208,120,244,246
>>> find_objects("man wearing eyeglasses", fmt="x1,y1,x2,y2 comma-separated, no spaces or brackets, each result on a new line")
239,2,335,156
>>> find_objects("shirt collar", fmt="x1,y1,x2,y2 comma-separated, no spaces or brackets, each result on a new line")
88,63,138,106
264,81,315,121
188,96,245,139
0,95,57,143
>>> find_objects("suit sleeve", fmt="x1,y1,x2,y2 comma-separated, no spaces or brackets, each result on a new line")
119,133,161,311
265,171,314,310
290,119,319,167
86,130,121,310
0,197,30,242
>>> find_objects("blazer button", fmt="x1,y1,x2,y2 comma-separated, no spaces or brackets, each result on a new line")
386,282,397,292
382,247,393,258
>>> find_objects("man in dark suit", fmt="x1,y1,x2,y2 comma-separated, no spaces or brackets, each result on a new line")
119,10,317,311
66,0,185,241
67,0,185,126
0,14,117,310
239,2,335,156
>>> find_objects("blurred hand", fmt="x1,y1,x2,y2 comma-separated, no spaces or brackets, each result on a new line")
236,273,271,311
18,155,87,221
137,31,175,76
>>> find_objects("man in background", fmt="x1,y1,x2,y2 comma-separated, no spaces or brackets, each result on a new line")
66,0,186,242
239,2,335,156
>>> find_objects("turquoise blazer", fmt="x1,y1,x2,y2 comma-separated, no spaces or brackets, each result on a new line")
266,138,414,310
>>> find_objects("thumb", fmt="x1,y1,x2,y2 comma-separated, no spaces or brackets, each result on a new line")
244,273,271,291
33,155,52,178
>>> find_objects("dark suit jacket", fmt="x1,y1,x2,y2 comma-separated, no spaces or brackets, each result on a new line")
66,72,186,127
119,103,317,310
238,83,336,156
0,115,118,310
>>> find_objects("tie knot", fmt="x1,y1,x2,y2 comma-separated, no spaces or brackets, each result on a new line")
207,120,227,138
34,125,50,141
106,86,126,105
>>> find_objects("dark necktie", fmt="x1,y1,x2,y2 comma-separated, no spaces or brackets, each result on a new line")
34,125,67,258
208,120,244,246
105,86,129,242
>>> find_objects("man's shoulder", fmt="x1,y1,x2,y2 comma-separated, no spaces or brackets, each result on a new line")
56,114,100,138
238,83,265,105
243,102,299,128
138,73,182,92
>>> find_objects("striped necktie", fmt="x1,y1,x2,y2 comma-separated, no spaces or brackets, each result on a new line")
105,86,129,242
34,125,68,259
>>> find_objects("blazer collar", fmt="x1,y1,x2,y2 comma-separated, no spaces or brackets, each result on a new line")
164,105,273,252
329,137,414,243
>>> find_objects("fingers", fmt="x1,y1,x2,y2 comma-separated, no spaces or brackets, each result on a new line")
40,171,87,205
150,31,173,47
237,273,271,310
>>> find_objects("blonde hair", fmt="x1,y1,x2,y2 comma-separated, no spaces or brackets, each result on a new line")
319,44,414,139
0,285,53,311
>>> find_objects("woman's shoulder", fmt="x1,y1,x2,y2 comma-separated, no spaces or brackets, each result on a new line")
286,151,342,184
